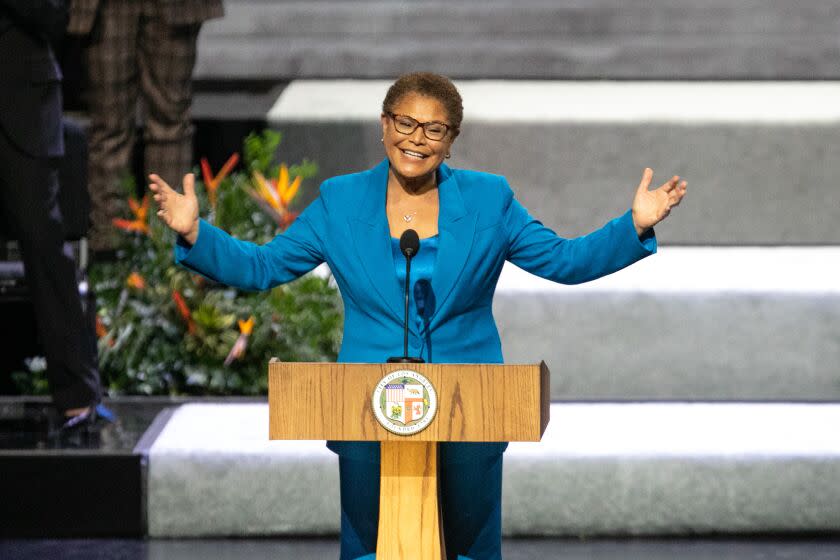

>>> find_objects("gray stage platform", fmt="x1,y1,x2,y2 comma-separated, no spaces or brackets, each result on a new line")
493,256,840,401
146,403,840,538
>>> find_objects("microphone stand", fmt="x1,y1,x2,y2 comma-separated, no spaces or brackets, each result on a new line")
388,230,425,364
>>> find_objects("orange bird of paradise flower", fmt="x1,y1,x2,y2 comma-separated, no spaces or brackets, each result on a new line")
172,290,196,334
200,153,239,209
113,194,150,235
246,165,301,228
126,272,146,290
95,316,115,347
224,316,255,366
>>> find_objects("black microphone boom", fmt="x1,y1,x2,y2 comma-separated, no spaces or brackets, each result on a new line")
388,229,425,364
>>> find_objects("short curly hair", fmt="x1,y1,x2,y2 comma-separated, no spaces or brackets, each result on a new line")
382,72,463,137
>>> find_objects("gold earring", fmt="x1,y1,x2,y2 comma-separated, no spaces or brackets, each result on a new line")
445,153,451,159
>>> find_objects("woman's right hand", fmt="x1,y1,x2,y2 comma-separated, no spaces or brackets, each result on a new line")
148,173,200,245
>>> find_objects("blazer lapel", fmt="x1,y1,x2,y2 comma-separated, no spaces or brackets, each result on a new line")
350,159,405,324
429,164,477,326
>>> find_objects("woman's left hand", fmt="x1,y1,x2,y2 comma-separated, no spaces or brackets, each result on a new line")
631,168,687,236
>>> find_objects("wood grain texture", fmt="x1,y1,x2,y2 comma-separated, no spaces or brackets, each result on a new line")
268,362,549,442
376,441,444,560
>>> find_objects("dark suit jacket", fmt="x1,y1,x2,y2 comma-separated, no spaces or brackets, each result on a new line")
67,0,224,35
0,0,66,158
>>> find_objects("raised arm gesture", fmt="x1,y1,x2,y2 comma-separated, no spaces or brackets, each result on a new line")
148,173,200,245
631,168,688,236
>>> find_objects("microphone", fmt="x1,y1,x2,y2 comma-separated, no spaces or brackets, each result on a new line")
388,229,425,364
399,228,419,259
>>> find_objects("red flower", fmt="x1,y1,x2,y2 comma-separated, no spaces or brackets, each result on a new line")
95,316,115,347
172,290,196,334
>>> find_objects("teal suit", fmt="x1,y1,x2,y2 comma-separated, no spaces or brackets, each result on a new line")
175,158,656,558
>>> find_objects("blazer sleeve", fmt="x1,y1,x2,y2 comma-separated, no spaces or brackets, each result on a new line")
174,194,328,291
502,177,656,285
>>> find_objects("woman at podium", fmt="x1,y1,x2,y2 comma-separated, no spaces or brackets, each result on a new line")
149,72,686,560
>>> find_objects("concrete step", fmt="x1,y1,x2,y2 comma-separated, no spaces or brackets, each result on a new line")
146,402,840,537
196,0,840,80
491,246,840,400
267,81,840,245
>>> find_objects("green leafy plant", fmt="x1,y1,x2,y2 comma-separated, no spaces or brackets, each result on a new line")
78,131,342,396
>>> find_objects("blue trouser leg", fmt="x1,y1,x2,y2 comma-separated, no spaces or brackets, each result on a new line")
338,455,380,560
336,442,504,560
439,444,504,560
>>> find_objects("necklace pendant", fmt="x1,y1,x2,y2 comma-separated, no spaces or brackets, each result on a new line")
403,212,417,223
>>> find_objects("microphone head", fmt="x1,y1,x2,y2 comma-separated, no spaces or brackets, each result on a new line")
399,229,420,258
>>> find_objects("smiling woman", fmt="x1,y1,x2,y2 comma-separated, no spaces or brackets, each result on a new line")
148,71,687,560
378,74,466,241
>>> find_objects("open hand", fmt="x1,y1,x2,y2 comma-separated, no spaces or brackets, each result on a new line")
148,173,200,244
631,168,687,235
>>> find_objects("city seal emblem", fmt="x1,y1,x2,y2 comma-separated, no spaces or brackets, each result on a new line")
372,369,438,435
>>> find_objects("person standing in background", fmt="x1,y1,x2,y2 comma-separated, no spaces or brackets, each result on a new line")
67,0,223,253
0,0,103,429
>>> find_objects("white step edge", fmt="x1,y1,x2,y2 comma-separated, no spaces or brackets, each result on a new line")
513,402,840,457
310,246,840,294
268,81,840,124
148,402,840,458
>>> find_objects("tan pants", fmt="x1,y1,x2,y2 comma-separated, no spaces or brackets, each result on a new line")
82,0,200,250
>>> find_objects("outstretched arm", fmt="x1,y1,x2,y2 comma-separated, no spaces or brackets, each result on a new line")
149,172,326,291
505,169,687,285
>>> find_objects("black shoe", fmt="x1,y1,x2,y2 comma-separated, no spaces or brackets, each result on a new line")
60,406,97,431
51,404,113,448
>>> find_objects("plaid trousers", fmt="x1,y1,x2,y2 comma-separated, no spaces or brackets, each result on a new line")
75,0,211,250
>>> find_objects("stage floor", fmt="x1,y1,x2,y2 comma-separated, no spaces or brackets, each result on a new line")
2,538,840,560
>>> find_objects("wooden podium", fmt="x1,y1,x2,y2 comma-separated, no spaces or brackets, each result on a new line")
268,361,550,560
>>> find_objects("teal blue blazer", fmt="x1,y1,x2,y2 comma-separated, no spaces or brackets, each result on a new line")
176,159,656,457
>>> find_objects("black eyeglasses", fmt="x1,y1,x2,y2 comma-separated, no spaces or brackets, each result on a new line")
386,112,452,141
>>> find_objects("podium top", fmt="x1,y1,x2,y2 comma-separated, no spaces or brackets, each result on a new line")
268,362,549,442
